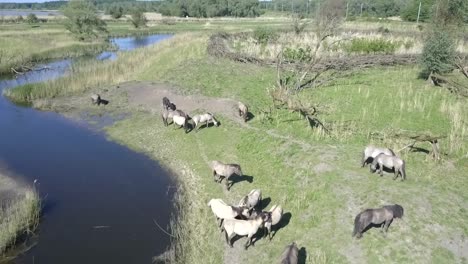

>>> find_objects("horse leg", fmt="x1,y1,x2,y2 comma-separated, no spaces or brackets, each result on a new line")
219,218,224,232
225,177,230,191
384,219,392,232
393,168,398,180
227,233,235,248
245,236,252,249
379,164,384,176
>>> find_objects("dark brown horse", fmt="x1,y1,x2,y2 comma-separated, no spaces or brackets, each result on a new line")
162,97,176,111
353,204,404,238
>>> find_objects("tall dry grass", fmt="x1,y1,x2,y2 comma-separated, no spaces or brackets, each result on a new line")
0,175,40,256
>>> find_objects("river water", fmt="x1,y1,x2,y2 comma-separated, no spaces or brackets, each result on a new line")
0,34,175,263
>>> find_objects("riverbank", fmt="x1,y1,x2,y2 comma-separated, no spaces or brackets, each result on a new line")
4,28,468,263
0,171,40,258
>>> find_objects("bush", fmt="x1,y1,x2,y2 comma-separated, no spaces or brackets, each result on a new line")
419,28,456,78
343,38,399,54
130,8,147,28
26,13,39,24
62,0,107,41
109,5,124,19
16,15,23,23
253,27,278,45
283,47,312,62
377,26,390,34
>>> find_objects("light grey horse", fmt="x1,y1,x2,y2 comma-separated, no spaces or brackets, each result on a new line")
238,189,262,212
209,160,243,191
223,212,270,249
91,94,101,105
280,242,299,264
353,204,404,238
362,145,395,167
370,153,406,180
191,112,219,131
238,101,249,122
162,109,190,133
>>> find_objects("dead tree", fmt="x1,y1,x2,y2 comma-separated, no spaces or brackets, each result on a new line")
395,133,445,161
270,0,345,133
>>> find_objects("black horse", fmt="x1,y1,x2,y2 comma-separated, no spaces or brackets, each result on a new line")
353,204,404,238
162,97,176,111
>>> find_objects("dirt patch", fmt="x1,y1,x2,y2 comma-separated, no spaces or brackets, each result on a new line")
440,232,468,260
122,81,244,123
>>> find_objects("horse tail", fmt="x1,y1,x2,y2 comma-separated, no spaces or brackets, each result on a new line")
352,213,361,237
392,204,404,218
400,160,406,180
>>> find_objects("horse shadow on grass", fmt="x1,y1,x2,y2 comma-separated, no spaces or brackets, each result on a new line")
245,112,255,122
229,174,253,189
258,197,271,211
298,247,307,264
270,212,292,240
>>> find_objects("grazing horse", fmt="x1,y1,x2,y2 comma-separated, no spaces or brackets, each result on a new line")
352,204,404,238
208,198,249,231
162,109,190,133
209,160,243,191
280,242,299,264
191,112,219,131
238,101,249,122
162,97,176,111
238,189,262,212
248,204,283,240
370,153,406,180
223,212,270,249
361,145,395,167
91,94,101,105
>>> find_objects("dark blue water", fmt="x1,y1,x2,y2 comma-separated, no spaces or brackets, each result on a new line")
0,34,175,264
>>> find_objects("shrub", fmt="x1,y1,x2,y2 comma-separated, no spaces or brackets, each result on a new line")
109,5,124,19
252,27,278,45
343,38,399,54
26,14,39,24
16,15,23,23
130,8,147,28
419,28,456,78
283,47,312,62
377,26,390,34
62,0,107,41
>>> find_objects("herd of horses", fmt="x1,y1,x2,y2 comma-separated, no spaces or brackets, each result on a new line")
159,96,408,263
91,93,407,263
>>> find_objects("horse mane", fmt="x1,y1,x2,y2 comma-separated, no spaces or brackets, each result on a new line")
386,204,404,218
388,148,396,156
176,110,187,117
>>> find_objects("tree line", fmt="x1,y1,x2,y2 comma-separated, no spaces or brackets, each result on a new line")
1,0,466,22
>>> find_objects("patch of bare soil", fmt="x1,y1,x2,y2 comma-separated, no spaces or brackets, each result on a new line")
441,232,468,260
123,81,244,123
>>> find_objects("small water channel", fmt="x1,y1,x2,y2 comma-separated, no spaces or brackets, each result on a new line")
0,34,175,263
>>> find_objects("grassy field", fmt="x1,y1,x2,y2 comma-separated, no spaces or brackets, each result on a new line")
0,172,40,257
11,33,467,263
116,37,467,264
